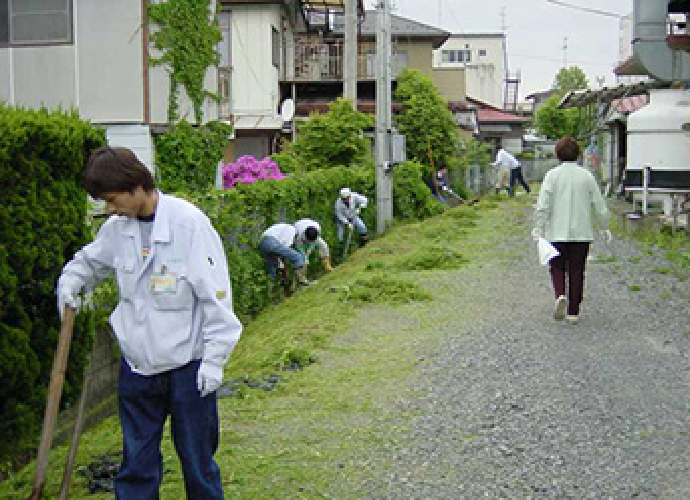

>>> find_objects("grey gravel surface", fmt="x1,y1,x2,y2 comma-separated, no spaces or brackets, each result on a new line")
356,205,690,499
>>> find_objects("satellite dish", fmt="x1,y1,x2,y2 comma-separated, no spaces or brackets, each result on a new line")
280,98,295,122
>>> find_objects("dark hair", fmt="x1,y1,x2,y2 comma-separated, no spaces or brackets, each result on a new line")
304,226,319,242
83,146,155,199
555,135,580,162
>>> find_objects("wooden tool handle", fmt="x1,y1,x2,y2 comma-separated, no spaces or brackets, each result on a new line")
29,306,77,500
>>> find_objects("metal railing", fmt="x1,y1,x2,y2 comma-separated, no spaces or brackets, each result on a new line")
291,37,405,81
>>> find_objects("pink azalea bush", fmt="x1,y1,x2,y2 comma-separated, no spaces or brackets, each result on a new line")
222,156,286,189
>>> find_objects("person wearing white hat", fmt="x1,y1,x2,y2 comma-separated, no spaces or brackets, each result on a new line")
334,187,368,245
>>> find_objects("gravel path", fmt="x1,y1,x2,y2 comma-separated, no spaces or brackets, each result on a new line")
358,202,690,499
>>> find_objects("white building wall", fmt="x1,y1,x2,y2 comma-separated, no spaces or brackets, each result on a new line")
434,35,505,108
77,0,143,122
1,0,219,125
229,5,282,117
11,46,76,109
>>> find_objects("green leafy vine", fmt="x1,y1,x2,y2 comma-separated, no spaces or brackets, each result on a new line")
147,0,222,124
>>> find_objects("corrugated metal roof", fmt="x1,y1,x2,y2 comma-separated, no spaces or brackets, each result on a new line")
558,81,668,109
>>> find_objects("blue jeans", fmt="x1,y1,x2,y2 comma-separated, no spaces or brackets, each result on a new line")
258,235,305,279
115,359,223,500
336,217,367,242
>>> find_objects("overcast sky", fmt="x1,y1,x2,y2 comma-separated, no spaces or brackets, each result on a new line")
365,0,634,100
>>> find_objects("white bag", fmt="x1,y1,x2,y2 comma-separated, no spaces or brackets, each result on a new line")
537,237,560,266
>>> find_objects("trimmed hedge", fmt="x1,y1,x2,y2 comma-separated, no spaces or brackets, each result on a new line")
184,161,442,322
0,105,105,469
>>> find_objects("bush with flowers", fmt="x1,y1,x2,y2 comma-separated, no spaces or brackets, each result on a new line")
222,156,286,188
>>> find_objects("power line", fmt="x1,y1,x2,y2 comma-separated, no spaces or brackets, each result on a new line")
509,51,619,67
545,0,626,19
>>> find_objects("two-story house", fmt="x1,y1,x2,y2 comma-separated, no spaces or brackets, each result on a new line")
433,33,506,110
277,11,473,143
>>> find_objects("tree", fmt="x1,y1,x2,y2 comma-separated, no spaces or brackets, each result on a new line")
393,68,459,169
534,94,581,140
553,66,589,96
271,98,374,172
535,66,591,140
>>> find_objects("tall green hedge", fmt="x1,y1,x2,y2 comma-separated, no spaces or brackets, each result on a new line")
0,105,105,468
184,161,442,322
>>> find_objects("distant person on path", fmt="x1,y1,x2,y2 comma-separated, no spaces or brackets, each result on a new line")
57,146,242,499
335,187,369,246
532,135,611,324
492,147,531,196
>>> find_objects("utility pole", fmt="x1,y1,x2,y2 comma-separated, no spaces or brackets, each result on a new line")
343,0,357,102
375,0,393,234
562,36,568,68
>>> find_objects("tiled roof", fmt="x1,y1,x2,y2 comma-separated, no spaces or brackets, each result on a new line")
464,97,530,123
476,108,530,123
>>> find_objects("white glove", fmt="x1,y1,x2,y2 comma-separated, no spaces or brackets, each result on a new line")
530,227,543,242
601,229,612,244
197,362,223,397
57,286,78,321
347,222,353,230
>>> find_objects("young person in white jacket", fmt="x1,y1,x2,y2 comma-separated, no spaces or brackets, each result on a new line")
57,146,242,499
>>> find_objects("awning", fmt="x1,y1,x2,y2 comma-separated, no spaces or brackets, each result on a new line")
557,81,668,109
232,115,284,130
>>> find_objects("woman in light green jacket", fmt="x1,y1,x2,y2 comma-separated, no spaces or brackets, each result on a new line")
533,136,611,324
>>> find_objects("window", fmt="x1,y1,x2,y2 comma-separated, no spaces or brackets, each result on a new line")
218,12,232,119
271,26,280,69
218,12,231,68
478,49,487,57
393,50,407,75
441,49,471,64
1,0,72,46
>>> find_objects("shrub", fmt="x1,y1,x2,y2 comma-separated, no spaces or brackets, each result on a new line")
271,98,374,173
153,120,232,192
0,104,105,468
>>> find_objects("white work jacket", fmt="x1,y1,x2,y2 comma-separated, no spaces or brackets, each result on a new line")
334,192,368,225
261,223,296,247
58,192,242,376
492,149,520,170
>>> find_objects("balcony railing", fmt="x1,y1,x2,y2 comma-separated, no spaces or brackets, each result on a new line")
290,37,406,81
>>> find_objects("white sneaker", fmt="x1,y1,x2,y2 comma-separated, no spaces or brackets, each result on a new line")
553,295,567,321
566,315,579,325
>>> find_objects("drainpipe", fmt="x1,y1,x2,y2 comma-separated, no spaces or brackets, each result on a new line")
142,0,150,124
642,163,651,215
